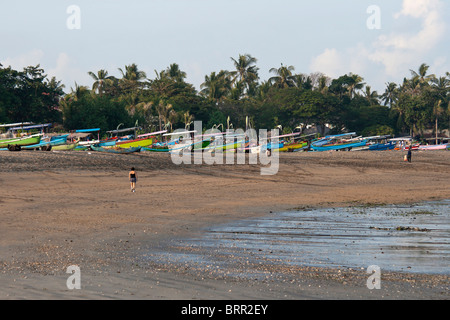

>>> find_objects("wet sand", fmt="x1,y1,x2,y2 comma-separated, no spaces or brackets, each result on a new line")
0,149,449,300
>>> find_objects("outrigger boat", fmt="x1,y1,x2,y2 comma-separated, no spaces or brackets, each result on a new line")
52,142,79,151
0,134,42,150
21,134,69,151
311,133,368,151
390,137,419,151
90,145,141,154
349,135,395,151
418,143,449,151
0,123,51,150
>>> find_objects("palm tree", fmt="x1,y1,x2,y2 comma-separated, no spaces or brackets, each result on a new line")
118,63,147,82
364,85,379,105
70,82,90,101
183,111,194,130
164,63,187,82
401,76,421,96
347,73,365,98
269,64,295,88
88,69,114,96
409,63,435,87
316,75,330,94
293,73,313,90
381,82,398,107
433,100,444,144
230,54,259,88
255,81,272,101
200,71,232,102
155,100,176,132
118,63,147,95
430,76,450,98
46,76,65,96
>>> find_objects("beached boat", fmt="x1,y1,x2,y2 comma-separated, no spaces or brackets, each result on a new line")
142,145,169,152
277,141,308,152
21,134,68,151
349,135,395,151
52,143,78,151
90,145,141,154
0,135,42,150
311,133,367,151
418,144,449,151
97,138,118,147
368,141,395,151
312,140,368,151
394,143,420,151
116,137,153,149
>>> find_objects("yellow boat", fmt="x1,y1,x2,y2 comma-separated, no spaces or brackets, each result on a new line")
277,141,308,152
116,137,153,149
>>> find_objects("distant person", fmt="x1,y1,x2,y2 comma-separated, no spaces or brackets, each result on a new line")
407,145,412,163
129,167,137,192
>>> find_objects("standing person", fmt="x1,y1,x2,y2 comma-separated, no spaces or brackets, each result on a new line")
129,167,137,192
407,145,412,163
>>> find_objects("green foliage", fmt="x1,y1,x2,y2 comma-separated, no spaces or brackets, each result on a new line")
0,65,64,124
1,60,448,138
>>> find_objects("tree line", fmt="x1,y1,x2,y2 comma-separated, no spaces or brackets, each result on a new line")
1,56,449,139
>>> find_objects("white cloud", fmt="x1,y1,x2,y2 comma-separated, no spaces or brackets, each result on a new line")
1,49,44,70
310,48,344,79
47,53,90,89
310,0,447,87
370,0,446,76
1,50,90,90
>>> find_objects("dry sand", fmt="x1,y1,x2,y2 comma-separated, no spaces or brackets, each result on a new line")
0,149,449,301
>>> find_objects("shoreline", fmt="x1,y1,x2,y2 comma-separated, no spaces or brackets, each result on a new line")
1,150,449,299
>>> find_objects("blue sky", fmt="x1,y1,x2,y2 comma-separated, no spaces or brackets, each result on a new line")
1,0,448,94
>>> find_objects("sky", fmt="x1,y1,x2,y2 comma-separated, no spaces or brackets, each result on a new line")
1,0,449,94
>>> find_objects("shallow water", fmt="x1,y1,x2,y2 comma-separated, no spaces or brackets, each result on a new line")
146,200,450,275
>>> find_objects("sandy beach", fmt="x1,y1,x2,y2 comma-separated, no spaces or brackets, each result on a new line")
1,149,449,301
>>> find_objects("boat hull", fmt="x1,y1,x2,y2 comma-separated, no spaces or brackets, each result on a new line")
91,145,141,154
116,137,152,149
52,143,78,151
0,136,41,149
418,144,448,151
368,142,395,151
277,141,308,152
311,140,368,151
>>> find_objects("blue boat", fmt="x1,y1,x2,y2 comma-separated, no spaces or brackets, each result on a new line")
312,140,368,151
368,141,395,151
22,134,69,150
311,133,367,151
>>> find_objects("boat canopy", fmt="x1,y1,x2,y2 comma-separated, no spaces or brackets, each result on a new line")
0,122,34,128
9,123,52,131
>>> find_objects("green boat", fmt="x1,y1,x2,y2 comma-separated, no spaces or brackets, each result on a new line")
52,143,78,151
0,135,41,149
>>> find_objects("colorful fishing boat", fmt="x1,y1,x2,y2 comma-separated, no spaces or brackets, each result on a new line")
277,141,308,152
0,135,42,149
52,143,79,151
348,135,395,151
90,145,141,154
23,134,70,150
368,141,395,151
418,144,449,151
116,137,153,149
312,139,367,151
311,133,368,152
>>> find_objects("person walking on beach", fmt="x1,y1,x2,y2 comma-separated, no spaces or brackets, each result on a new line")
407,145,412,163
129,167,137,192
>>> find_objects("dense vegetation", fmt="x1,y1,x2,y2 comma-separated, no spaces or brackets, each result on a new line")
1,56,449,139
